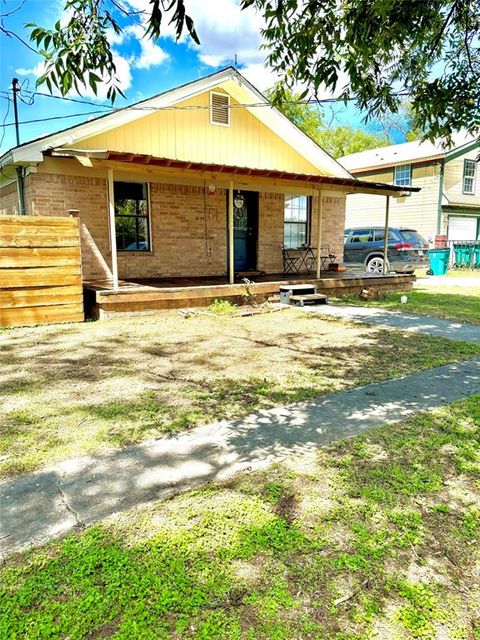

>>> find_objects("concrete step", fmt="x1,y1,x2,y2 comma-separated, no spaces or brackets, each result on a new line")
289,293,329,306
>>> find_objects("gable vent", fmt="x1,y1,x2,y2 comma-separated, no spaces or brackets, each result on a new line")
210,92,230,126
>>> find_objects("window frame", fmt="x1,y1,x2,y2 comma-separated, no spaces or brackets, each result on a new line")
113,180,152,253
462,159,476,195
283,194,312,249
393,164,412,187
210,91,230,127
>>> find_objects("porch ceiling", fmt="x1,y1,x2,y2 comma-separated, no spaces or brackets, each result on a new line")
49,148,420,197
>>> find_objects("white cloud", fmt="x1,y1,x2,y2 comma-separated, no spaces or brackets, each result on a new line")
239,63,279,93
124,0,265,68
16,62,46,77
123,24,169,70
16,52,132,101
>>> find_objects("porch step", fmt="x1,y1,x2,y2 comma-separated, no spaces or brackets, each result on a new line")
289,293,329,307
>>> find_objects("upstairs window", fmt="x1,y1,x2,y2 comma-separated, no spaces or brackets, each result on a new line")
394,164,412,186
114,181,150,251
284,195,310,249
463,159,476,194
210,92,230,126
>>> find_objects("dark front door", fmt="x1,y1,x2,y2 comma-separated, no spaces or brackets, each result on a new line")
230,190,258,272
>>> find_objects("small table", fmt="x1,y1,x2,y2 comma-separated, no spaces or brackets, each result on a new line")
282,247,317,274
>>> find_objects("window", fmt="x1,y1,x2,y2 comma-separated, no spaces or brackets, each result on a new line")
114,181,150,251
349,229,373,243
210,92,230,126
394,164,412,186
463,159,476,194
284,195,310,248
374,229,398,242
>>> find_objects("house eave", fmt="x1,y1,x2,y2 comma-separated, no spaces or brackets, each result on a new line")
48,148,420,196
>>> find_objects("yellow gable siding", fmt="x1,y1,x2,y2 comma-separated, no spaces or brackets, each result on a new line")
444,146,480,206
72,88,320,175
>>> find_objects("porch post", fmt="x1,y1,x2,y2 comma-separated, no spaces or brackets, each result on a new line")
383,195,390,275
228,180,234,284
315,188,323,279
107,169,119,290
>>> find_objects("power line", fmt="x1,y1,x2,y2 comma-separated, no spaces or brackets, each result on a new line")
1,110,114,127
8,85,412,112
0,80,412,133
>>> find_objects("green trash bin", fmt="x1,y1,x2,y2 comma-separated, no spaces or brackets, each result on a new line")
427,248,450,275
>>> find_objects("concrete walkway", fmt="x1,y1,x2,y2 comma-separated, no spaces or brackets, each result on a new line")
2,357,480,558
304,305,480,342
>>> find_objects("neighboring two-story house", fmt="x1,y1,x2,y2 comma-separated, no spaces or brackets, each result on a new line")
339,134,480,244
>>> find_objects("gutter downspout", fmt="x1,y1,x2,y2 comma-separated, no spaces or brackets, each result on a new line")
16,166,25,215
436,159,445,235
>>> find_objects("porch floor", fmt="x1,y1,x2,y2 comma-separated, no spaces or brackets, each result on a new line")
84,271,415,318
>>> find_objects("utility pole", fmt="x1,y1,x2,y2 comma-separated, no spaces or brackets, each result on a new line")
11,77,25,214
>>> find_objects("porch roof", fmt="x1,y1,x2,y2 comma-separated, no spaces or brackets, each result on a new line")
49,148,421,197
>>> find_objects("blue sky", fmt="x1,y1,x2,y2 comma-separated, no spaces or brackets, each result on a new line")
0,0,401,155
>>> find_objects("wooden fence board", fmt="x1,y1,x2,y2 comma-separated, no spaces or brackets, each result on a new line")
0,267,82,288
0,247,82,268
0,232,80,248
0,287,82,310
1,215,79,227
0,215,84,327
0,303,84,328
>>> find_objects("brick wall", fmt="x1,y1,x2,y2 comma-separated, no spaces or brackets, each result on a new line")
2,171,347,280
0,175,33,215
257,192,285,272
311,193,346,263
30,173,111,280
117,183,227,279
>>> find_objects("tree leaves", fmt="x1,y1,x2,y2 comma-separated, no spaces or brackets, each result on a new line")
28,0,200,103
243,0,480,143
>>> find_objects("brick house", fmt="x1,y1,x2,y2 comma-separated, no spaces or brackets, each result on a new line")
0,68,414,313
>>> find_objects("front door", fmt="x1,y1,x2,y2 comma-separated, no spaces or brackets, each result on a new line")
230,190,258,272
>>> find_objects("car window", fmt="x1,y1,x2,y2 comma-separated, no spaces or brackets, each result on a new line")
349,230,373,242
399,230,426,244
374,230,398,242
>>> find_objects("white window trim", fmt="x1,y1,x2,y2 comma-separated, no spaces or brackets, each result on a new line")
462,159,476,195
210,91,230,127
393,163,412,186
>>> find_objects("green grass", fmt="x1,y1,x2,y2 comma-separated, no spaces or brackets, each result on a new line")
2,396,479,639
339,280,480,325
2,310,480,477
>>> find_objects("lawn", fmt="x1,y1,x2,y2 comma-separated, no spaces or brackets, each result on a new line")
339,277,480,325
2,396,479,639
2,309,480,477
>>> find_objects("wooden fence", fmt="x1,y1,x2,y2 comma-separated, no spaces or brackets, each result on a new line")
0,215,84,327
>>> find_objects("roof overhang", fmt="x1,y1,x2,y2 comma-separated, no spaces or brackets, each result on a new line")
0,67,353,179
48,148,420,197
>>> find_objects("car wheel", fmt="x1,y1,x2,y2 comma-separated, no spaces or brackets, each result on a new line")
366,256,385,274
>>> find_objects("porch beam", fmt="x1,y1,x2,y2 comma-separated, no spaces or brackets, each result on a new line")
383,195,390,275
315,188,323,279
107,168,119,290
228,180,234,284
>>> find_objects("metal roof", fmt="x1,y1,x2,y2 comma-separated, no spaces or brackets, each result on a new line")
49,148,421,196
